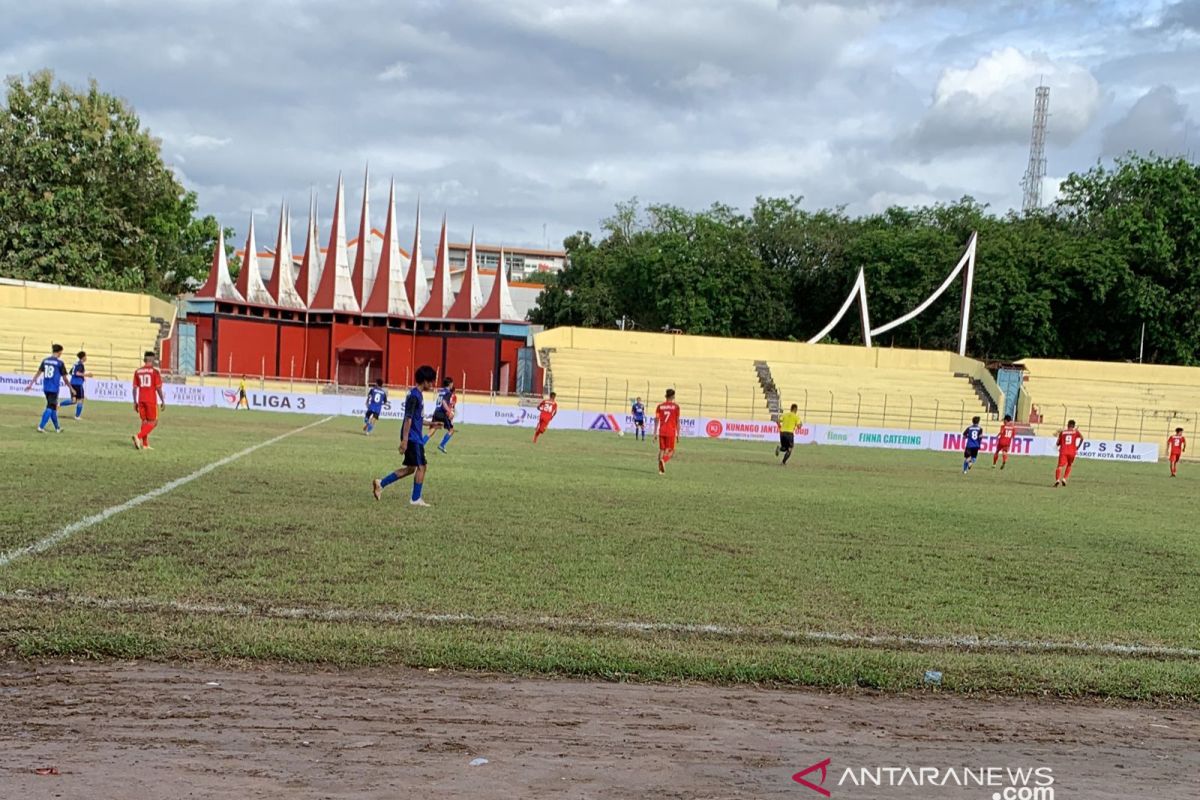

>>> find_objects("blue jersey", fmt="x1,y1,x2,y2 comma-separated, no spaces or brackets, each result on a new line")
403,386,425,442
632,402,645,422
963,424,984,450
70,359,86,386
39,357,67,393
434,387,454,417
366,387,387,411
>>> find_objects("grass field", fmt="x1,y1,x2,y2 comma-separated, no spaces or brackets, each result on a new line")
1,395,1197,700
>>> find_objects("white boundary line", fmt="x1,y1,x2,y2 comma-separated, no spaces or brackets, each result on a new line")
0,415,335,568
0,591,1195,659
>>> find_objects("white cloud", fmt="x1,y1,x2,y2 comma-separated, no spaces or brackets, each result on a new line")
377,61,408,82
911,47,1102,152
672,63,734,91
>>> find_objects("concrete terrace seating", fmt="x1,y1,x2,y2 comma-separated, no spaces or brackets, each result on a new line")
1019,359,1200,444
770,363,987,431
0,280,171,379
545,347,765,419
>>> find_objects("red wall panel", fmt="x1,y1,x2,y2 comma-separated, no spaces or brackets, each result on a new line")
305,327,331,380
414,335,444,377
279,325,308,379
216,318,278,377
387,331,414,386
445,338,496,393
499,339,524,392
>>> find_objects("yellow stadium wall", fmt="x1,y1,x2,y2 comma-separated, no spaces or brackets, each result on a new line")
535,327,1004,410
0,279,175,323
1018,357,1200,386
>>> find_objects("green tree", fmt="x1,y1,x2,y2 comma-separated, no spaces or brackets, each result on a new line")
0,70,221,296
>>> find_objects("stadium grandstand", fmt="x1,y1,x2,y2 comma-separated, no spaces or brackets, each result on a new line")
1020,358,1200,447
535,327,1001,430
0,278,174,378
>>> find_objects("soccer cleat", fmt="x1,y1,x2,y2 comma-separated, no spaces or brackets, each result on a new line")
56,427,63,433
657,457,665,474
141,444,154,450
132,435,143,450
410,498,432,507
36,427,45,433
1053,480,1061,488
437,446,448,454
774,446,780,457
1000,462,1006,470
372,479,383,501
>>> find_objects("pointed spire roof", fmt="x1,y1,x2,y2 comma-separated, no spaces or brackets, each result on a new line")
309,174,360,312
196,227,245,302
447,227,485,319
419,213,454,318
350,165,375,307
235,215,274,305
363,179,415,317
267,203,306,309
477,247,521,321
296,192,321,306
403,198,428,314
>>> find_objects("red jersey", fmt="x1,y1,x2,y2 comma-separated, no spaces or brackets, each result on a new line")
537,399,557,419
1168,434,1186,455
655,401,680,436
997,422,1016,444
133,366,162,404
1057,429,1083,456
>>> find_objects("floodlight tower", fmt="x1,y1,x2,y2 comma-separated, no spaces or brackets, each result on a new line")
1021,85,1050,212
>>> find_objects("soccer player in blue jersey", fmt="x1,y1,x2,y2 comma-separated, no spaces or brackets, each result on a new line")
59,351,92,420
26,344,68,433
631,397,646,441
962,415,984,474
373,365,436,507
363,378,388,435
432,377,456,453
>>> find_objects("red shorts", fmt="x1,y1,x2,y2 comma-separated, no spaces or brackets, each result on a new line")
658,433,677,451
536,417,552,433
996,439,1012,452
138,401,158,422
1169,451,1182,462
1057,452,1075,468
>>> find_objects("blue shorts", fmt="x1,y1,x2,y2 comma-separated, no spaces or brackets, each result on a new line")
965,447,980,459
633,418,645,428
43,390,59,409
403,439,427,467
69,382,84,400
365,407,382,421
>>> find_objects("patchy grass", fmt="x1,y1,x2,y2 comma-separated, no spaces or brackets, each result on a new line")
1,395,1197,699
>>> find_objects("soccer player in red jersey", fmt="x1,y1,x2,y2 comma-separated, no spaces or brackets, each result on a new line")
532,392,558,443
1053,419,1084,487
1167,427,1187,477
654,388,680,475
131,350,165,451
992,414,1017,469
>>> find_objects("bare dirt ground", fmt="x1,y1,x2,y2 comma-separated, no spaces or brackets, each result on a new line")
1,661,1197,799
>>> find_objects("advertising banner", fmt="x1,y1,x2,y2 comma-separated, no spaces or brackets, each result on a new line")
0,373,1162,462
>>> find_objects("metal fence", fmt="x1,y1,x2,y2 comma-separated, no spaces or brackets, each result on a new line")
1029,401,1198,446
1,336,130,379
546,378,996,430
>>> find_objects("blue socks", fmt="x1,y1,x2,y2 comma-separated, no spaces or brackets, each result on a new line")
439,432,451,449
380,472,400,488
50,410,59,429
39,409,52,430
75,403,83,419
412,482,423,502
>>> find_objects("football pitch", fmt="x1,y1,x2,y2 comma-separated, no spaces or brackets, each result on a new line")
1,395,1197,701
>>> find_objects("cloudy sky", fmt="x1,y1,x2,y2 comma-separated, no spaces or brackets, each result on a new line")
3,0,1198,249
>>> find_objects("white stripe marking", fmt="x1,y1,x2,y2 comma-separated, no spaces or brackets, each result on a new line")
0,416,334,568
0,591,1195,659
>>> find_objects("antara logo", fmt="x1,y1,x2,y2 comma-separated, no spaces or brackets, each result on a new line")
793,758,832,796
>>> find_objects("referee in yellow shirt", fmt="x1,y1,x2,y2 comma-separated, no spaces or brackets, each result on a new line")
776,403,801,466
